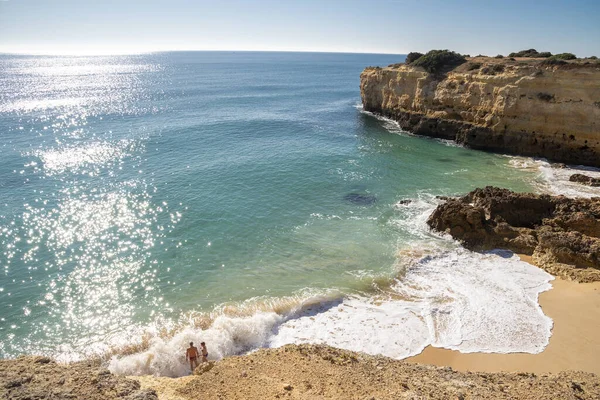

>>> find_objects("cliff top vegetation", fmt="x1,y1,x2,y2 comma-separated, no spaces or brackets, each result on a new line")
390,49,599,73
407,50,467,74
508,49,552,58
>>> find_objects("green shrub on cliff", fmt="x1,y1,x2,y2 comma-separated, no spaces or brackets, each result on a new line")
411,50,466,73
590,56,598,60
481,64,505,75
551,53,577,60
508,49,536,57
540,58,567,66
405,52,424,64
508,49,552,58
539,53,577,66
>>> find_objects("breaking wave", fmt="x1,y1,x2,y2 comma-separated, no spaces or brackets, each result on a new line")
109,196,554,377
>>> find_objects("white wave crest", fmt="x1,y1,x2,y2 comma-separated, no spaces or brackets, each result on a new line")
110,247,553,377
270,248,553,357
507,156,600,198
109,194,554,378
109,312,283,377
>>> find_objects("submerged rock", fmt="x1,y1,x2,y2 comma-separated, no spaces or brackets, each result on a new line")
427,186,600,282
569,173,600,186
344,193,377,206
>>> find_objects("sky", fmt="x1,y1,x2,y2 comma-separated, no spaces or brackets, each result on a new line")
0,0,599,56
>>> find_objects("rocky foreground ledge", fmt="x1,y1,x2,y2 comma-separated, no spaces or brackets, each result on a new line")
3,342,600,399
428,186,600,282
0,356,157,400
119,345,600,399
360,56,600,166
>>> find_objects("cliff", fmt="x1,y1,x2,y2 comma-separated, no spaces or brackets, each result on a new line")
360,58,600,166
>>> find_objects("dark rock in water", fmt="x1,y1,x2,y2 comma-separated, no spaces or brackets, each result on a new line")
344,193,377,206
427,186,600,282
397,199,412,205
436,196,450,201
569,173,600,186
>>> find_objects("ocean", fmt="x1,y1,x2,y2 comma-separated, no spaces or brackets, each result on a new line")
1,51,597,377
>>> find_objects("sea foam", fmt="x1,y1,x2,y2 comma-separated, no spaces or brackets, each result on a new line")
269,248,553,357
507,156,600,198
109,245,553,377
108,194,555,377
109,194,554,379
107,154,563,378
109,312,284,377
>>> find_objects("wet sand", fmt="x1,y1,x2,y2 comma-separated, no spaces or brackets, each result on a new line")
407,255,600,375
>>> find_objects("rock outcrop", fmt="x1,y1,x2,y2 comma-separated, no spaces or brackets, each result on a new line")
133,344,600,400
5,345,600,399
360,59,600,166
0,356,157,400
570,173,600,186
427,187,600,282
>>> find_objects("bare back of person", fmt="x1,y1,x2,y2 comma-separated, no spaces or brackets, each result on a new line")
186,342,200,372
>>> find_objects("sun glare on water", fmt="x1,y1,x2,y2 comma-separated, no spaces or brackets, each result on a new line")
0,44,162,56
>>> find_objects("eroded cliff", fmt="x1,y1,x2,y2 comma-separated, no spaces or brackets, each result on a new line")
360,58,600,166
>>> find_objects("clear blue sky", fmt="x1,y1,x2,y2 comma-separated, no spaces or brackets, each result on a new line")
1,0,599,56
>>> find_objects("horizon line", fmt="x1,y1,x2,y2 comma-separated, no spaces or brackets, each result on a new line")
0,48,408,57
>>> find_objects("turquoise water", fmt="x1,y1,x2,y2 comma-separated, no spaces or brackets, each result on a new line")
0,52,542,369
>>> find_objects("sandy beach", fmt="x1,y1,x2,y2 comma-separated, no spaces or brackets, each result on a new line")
407,255,600,375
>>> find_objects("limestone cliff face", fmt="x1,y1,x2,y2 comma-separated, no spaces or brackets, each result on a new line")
360,61,600,166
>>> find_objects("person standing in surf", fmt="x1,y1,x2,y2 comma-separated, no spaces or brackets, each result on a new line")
200,342,208,363
186,342,200,372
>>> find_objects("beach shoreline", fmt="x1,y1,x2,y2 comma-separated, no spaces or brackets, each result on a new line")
4,244,600,400
126,254,600,399
406,254,600,375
